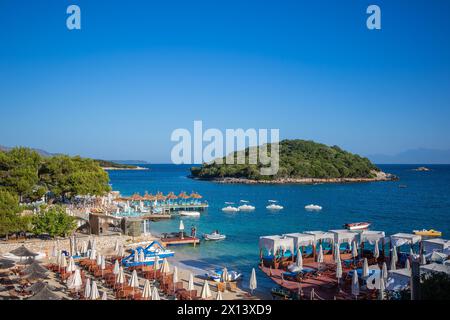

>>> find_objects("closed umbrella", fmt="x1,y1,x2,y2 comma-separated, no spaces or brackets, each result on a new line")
60,254,67,270
113,260,120,275
179,220,185,231
90,281,100,300
188,273,195,291
362,258,369,278
101,256,106,271
101,291,108,300
116,267,125,287
82,241,88,255
96,254,102,266
173,266,178,283
66,257,76,273
92,238,97,251
420,254,427,265
378,276,386,300
351,241,358,259
373,241,380,259
351,270,360,298
390,255,396,271
129,270,139,289
114,239,120,253
216,290,223,300
55,250,61,265
336,260,343,284
221,268,228,283
68,268,82,291
200,279,212,299
89,249,96,260
151,286,160,300
392,246,398,264
405,259,411,271
317,245,324,263
142,279,152,299
139,250,145,263
84,278,91,298
117,245,124,257
296,248,303,269
249,268,257,295
382,262,388,280
161,258,170,274
51,245,58,258
133,250,139,263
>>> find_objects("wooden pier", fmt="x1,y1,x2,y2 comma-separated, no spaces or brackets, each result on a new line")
160,236,200,246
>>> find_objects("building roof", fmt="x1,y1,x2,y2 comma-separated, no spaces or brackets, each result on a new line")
390,233,422,247
259,235,294,253
303,231,334,242
283,233,315,247
329,229,358,244
420,263,450,276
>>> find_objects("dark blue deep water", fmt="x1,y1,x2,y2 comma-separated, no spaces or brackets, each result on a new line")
108,164,450,291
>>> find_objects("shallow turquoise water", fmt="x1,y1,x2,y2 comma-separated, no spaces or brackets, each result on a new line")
108,164,450,291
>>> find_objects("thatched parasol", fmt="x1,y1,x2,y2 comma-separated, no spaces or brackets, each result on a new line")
130,193,143,201
27,285,60,300
190,192,202,199
22,262,48,275
165,192,178,200
23,270,48,282
10,245,38,257
143,192,156,201
155,192,166,201
25,281,55,294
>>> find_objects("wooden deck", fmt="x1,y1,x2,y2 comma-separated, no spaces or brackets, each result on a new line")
161,236,200,246
260,253,362,300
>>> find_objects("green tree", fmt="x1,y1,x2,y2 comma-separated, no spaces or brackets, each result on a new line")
0,190,21,240
31,205,76,238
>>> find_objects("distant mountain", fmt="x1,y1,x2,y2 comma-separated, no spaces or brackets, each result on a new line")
109,160,149,165
367,148,450,164
0,144,56,157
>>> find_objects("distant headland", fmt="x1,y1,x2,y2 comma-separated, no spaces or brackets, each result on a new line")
190,139,398,184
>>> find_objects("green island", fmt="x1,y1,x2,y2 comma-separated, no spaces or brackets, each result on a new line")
190,139,396,184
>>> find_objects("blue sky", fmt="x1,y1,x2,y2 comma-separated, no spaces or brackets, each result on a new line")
1,0,449,162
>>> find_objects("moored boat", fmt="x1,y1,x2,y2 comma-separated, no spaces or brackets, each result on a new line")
179,210,201,217
344,222,371,231
203,232,226,241
222,205,240,212
413,229,442,237
238,204,255,211
305,204,322,211
266,203,284,210
205,268,242,282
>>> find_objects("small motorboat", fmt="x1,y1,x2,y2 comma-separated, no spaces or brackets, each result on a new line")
222,205,240,213
266,203,284,210
238,204,255,211
179,210,200,217
344,222,371,231
205,268,242,282
413,229,442,237
203,232,226,241
305,204,322,211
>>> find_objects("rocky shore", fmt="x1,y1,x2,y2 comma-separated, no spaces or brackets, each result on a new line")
192,170,398,185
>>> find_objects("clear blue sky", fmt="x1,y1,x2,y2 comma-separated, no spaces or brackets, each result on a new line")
1,0,449,162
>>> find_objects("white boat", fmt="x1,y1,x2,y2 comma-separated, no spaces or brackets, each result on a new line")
203,232,226,241
266,203,284,210
238,204,255,211
305,204,322,211
222,206,240,213
344,222,371,231
179,210,200,217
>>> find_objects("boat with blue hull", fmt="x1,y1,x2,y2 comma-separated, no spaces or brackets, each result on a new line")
122,240,174,267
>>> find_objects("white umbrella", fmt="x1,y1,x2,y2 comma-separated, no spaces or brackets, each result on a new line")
200,279,212,299
142,280,152,299
90,280,100,300
362,258,369,278
84,278,91,298
92,238,97,251
221,268,228,282
114,239,120,253
392,246,398,264
55,250,61,265
113,260,120,275
188,273,195,291
133,250,139,263
216,290,223,300
378,276,386,300
96,254,102,266
351,241,358,258
51,245,58,258
317,245,324,263
351,270,360,298
101,256,106,270
373,241,380,259
161,258,170,274
89,249,96,260
68,268,83,290
420,254,427,265
117,245,124,257
154,256,160,270
405,259,411,271
67,257,76,273
101,291,108,300
390,255,396,271
60,254,68,269
116,267,125,285
173,266,179,283
139,250,145,263
82,241,88,255
336,260,343,280
151,286,160,300
334,243,340,263
128,270,139,289
296,248,303,269
249,268,257,294
382,262,388,280
179,220,185,231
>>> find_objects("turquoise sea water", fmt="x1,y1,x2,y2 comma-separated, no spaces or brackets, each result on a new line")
108,164,450,292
